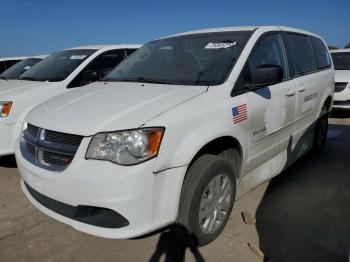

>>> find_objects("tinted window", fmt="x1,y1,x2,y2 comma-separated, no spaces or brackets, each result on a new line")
20,49,95,82
126,49,137,56
69,50,126,88
331,52,350,70
285,34,316,75
0,60,20,73
311,37,331,69
248,34,288,80
0,58,42,80
105,31,252,86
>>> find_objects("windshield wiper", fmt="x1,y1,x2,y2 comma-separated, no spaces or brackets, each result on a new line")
113,77,179,85
0,76,7,80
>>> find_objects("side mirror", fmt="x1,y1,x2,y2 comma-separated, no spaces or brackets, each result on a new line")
247,64,283,90
82,70,99,82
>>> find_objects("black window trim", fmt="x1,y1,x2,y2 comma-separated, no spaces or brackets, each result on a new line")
67,48,130,89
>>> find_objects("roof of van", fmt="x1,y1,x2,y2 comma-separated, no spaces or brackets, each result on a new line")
330,48,350,53
163,26,320,39
66,44,141,50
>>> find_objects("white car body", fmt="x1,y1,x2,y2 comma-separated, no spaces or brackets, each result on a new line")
330,49,350,110
16,26,334,240
0,45,140,156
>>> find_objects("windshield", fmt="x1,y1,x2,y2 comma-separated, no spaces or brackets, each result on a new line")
331,52,350,70
104,31,251,86
0,58,42,80
19,49,95,82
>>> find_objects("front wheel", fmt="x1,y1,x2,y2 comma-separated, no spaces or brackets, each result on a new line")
176,154,237,246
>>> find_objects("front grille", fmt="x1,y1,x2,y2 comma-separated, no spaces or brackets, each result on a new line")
27,124,39,137
45,130,83,147
20,124,84,172
334,82,348,93
333,100,350,106
43,151,74,166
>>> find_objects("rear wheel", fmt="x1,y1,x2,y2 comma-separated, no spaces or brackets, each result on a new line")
176,154,237,246
313,105,329,152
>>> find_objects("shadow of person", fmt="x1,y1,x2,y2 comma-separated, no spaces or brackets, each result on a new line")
149,226,205,262
255,123,350,262
0,155,17,168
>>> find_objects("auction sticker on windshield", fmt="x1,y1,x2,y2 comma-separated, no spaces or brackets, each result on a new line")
205,42,237,49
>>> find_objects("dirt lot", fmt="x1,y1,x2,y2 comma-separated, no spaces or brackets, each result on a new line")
0,114,349,262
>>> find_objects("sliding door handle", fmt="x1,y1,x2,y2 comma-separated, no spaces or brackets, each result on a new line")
286,89,296,97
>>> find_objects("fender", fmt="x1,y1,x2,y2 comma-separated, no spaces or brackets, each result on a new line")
147,89,249,173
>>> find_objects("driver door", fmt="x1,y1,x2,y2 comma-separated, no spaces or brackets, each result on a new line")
239,33,296,179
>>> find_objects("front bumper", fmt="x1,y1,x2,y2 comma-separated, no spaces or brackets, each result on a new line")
333,86,350,109
16,137,188,239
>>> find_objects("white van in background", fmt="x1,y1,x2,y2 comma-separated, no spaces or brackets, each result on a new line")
0,44,140,157
0,55,47,81
16,26,333,246
330,49,350,110
0,57,28,74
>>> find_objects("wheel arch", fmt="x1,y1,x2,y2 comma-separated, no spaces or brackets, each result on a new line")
186,136,244,179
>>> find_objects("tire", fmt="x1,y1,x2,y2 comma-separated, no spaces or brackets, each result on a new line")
313,105,329,152
176,154,237,246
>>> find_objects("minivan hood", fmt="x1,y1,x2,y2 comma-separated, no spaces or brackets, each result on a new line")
26,82,207,136
0,80,51,100
335,70,350,83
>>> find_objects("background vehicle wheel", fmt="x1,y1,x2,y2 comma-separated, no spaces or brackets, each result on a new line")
313,106,329,152
176,154,237,246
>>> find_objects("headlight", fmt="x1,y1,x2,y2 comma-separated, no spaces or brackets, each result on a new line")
0,101,13,118
86,127,164,165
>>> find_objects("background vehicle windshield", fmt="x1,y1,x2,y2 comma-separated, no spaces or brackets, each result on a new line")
0,58,42,80
331,52,350,70
19,49,95,82
105,31,251,86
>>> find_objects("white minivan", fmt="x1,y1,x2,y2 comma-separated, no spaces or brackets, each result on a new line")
330,49,350,110
0,57,27,74
0,45,140,157
16,26,333,246
0,55,47,81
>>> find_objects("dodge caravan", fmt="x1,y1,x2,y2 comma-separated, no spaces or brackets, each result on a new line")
0,45,140,157
16,26,333,245
330,49,350,110
0,55,47,81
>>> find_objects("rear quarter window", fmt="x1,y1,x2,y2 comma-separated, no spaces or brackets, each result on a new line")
285,33,317,76
311,37,331,69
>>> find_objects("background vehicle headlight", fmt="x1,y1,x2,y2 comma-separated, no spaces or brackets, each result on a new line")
86,127,164,165
0,101,13,118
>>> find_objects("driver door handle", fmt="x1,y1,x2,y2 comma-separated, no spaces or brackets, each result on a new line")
298,87,306,92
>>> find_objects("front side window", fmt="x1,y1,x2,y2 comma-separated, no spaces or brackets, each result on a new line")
0,58,42,80
19,49,95,82
69,50,126,88
331,52,350,70
285,34,316,75
248,34,288,80
104,31,252,86
311,37,331,69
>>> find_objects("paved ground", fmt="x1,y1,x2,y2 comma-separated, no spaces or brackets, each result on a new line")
0,113,349,262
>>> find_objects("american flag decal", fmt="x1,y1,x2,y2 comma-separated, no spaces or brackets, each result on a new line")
232,104,248,124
